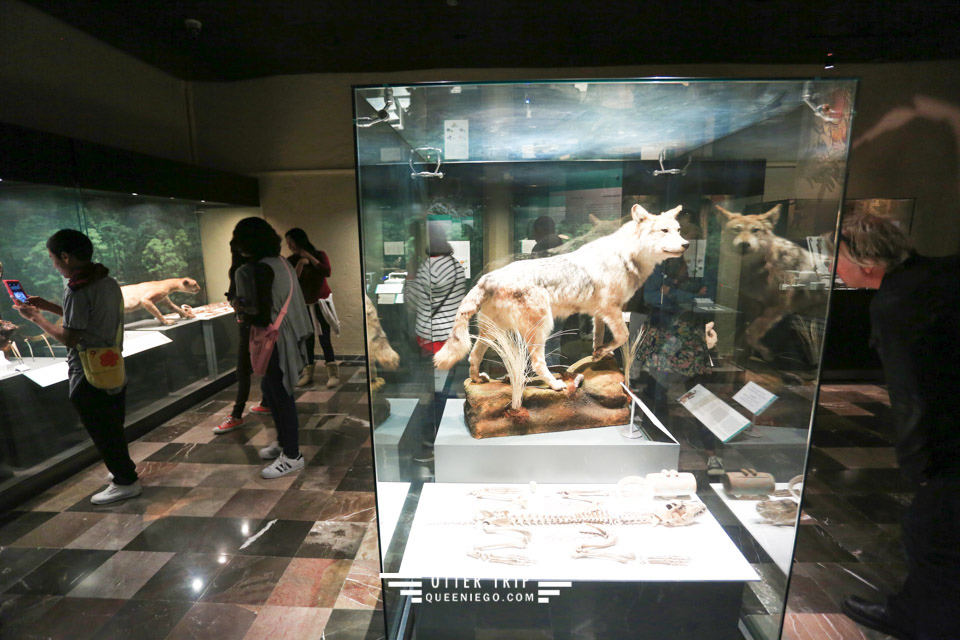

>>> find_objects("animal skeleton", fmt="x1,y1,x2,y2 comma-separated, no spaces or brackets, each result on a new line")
466,550,535,566
476,501,707,529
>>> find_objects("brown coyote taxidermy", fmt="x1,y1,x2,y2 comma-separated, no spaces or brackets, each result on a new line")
434,204,689,391
717,204,819,361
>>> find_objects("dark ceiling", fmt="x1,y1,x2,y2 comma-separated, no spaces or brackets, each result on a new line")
22,0,960,81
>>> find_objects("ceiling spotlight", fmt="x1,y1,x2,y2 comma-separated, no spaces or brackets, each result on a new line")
824,52,835,70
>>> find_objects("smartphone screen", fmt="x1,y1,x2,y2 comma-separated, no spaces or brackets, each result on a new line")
4,280,29,304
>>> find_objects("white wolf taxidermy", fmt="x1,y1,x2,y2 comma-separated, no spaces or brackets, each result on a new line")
434,204,689,391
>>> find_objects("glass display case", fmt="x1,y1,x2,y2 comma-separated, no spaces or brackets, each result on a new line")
0,179,248,504
354,78,856,639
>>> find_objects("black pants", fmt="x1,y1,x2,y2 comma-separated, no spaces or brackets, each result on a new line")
69,378,138,486
231,322,252,419
260,346,300,459
306,302,335,365
887,478,960,639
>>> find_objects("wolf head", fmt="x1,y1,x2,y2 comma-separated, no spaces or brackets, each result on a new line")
179,278,202,294
629,204,690,261
717,204,781,254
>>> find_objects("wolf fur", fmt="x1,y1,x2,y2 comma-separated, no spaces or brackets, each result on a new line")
434,204,689,391
364,294,400,372
717,204,818,361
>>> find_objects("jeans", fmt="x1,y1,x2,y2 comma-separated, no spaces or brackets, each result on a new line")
259,346,300,459
306,302,335,365
231,322,252,419
69,379,138,485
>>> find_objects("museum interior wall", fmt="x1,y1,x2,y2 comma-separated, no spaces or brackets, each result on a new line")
0,0,193,166
197,206,262,306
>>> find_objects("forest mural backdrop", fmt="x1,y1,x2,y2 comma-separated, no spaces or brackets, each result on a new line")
0,185,207,339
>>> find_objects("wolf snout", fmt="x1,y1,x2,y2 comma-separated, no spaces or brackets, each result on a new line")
681,240,690,248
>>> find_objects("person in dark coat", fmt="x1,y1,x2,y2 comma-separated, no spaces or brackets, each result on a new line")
834,212,960,640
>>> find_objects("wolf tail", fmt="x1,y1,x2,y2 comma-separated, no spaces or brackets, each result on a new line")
434,280,487,370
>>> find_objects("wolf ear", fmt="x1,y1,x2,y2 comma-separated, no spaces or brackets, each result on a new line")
664,205,683,219
588,213,601,226
758,204,781,225
630,204,651,223
715,205,737,220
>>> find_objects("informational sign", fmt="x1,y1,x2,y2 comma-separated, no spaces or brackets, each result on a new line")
384,241,405,256
444,119,469,160
564,187,622,221
678,384,752,443
732,381,778,416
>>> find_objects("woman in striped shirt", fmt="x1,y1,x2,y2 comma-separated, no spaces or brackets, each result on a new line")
408,224,466,357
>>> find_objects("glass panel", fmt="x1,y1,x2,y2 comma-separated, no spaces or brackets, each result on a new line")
0,183,253,507
357,78,857,640
0,181,85,476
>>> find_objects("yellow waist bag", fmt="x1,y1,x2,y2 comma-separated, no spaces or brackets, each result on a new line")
77,308,125,390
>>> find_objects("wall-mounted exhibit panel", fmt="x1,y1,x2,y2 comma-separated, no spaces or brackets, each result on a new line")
354,78,857,640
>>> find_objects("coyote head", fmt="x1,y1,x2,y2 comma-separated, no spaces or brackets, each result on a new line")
629,204,689,261
717,204,781,254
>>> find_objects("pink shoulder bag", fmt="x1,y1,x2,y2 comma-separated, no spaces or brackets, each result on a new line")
249,259,295,376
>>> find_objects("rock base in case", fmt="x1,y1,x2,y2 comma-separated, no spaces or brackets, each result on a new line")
463,356,630,438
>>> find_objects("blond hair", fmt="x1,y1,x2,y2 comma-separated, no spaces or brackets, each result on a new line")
839,212,913,269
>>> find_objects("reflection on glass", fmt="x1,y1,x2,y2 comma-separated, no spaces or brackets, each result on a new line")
356,79,856,640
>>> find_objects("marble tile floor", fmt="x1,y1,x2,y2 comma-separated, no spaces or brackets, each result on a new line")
0,363,386,640
781,384,908,640
0,367,911,640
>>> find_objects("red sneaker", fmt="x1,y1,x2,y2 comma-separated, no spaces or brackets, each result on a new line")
212,416,244,434
250,404,270,414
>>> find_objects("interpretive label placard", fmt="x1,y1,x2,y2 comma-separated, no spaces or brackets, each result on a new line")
678,384,752,443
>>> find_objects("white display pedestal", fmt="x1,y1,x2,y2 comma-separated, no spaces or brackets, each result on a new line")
373,398,419,482
376,481,411,561
710,483,797,573
399,482,758,582
435,400,679,483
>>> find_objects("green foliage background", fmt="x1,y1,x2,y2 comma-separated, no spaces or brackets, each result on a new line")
0,186,207,333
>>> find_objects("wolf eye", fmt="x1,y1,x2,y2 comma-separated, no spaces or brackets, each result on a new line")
661,228,669,233
751,228,760,233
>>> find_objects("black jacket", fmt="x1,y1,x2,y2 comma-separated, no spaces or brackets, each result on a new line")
869,253,960,484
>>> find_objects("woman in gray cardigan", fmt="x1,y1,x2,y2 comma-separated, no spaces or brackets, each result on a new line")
232,217,313,478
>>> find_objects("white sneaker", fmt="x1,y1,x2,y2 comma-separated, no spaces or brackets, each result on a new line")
91,481,142,505
261,453,305,479
259,441,282,460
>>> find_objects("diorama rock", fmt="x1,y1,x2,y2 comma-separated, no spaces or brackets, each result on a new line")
463,356,631,438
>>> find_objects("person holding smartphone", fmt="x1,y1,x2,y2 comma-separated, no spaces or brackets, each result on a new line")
15,229,140,505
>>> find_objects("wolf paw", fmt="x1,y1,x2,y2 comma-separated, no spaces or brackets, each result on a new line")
592,349,609,361
476,372,491,383
548,379,567,392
